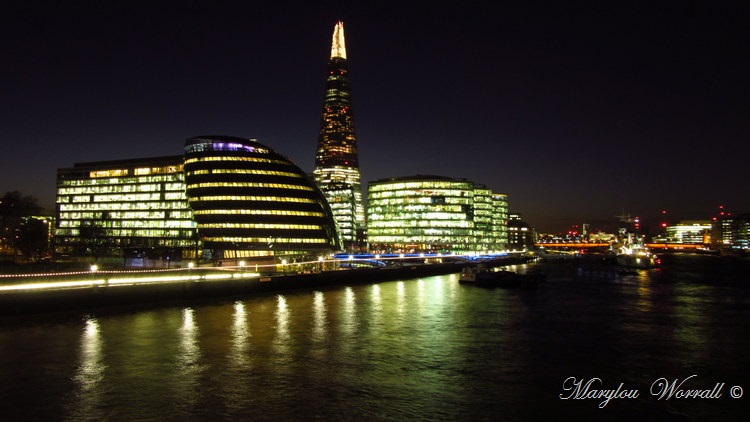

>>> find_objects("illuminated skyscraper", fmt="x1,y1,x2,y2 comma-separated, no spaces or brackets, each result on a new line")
313,21,366,252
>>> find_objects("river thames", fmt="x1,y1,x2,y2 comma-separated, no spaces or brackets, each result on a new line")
1,254,748,421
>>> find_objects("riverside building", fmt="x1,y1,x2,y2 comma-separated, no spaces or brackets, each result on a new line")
313,21,367,252
184,136,342,264
55,137,343,266
366,175,509,254
54,156,198,260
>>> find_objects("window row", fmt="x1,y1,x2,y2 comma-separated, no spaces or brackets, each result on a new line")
202,237,329,244
188,196,316,204
58,220,196,229
58,202,192,211
60,174,183,186
187,182,314,191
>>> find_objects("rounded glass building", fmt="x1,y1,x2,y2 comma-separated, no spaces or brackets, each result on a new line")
184,136,342,263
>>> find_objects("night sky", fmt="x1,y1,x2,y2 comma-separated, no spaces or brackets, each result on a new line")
1,1,748,233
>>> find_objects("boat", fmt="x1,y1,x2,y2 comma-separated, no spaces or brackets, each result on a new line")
613,234,660,269
611,214,660,269
459,264,544,288
615,250,658,269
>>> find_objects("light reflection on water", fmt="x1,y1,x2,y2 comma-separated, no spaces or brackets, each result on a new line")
69,316,105,421
229,301,251,370
312,291,327,342
0,257,748,421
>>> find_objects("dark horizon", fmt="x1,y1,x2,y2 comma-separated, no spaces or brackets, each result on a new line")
1,1,748,233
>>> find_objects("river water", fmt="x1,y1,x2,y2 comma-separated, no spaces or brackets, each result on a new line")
0,254,748,421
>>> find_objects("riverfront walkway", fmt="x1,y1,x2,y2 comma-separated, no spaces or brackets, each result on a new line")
0,253,533,316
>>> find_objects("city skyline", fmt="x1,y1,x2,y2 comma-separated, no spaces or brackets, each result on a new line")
1,2,748,233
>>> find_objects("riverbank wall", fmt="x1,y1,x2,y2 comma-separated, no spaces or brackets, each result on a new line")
0,255,535,317
0,262,462,317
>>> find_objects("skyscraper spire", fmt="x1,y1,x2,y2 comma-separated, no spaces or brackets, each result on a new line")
313,21,366,252
331,21,347,59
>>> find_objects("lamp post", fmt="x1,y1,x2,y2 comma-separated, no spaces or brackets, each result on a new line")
90,264,100,286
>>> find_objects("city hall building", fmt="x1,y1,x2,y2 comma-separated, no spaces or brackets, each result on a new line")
366,175,509,254
183,136,342,263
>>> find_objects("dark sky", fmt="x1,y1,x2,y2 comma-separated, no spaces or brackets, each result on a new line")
1,1,748,233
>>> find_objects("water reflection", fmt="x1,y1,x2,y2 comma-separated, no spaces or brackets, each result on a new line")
635,280,653,313
75,316,105,390
71,316,105,419
174,307,202,415
229,301,251,370
370,284,382,332
273,295,291,358
341,286,357,335
179,308,199,366
672,283,712,363
396,281,406,318
312,291,327,342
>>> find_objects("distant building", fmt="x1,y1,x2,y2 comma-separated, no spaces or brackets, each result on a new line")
184,136,342,264
366,175,508,254
654,221,711,244
54,156,199,261
313,21,367,252
712,212,750,253
507,213,535,250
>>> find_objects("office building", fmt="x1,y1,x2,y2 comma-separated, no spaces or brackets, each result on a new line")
712,212,750,253
507,213,535,250
663,221,711,244
313,21,366,252
366,175,509,254
55,156,198,260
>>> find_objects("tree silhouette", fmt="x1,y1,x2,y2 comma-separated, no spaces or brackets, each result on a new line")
0,191,42,256
78,213,111,262
16,218,49,261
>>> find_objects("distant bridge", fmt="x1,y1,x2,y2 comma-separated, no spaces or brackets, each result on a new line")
535,243,708,251
535,243,609,249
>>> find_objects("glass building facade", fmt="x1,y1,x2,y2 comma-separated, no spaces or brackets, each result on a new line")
54,156,198,259
313,21,366,252
367,175,509,254
184,136,342,263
